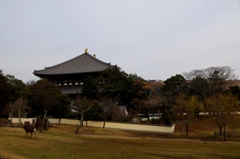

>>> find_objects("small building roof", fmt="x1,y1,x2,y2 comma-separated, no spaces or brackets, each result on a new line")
33,52,116,76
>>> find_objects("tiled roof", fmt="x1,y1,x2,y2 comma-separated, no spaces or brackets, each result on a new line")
34,53,116,76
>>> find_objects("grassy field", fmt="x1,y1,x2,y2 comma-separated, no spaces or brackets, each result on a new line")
0,117,240,159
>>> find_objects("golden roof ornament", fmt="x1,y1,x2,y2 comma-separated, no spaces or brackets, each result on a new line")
85,48,88,53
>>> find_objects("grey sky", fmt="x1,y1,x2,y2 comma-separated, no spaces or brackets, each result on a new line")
1,0,240,83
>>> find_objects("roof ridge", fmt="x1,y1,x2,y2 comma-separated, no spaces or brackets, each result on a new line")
84,53,112,66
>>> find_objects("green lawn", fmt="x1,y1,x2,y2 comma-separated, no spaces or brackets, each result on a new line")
0,124,240,159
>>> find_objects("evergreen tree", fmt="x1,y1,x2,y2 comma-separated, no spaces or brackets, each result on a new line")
162,108,172,125
0,70,12,117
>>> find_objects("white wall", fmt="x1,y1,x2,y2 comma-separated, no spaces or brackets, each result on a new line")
12,118,175,134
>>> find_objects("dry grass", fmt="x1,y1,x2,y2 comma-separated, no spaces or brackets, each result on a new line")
174,116,240,140
0,118,240,159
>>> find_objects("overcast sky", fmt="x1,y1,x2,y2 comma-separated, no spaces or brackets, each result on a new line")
1,0,240,83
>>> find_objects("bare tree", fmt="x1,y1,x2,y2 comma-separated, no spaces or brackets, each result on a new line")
184,66,237,117
205,93,239,141
184,66,236,80
173,93,203,136
3,97,31,126
75,96,93,134
184,66,237,95
99,97,120,128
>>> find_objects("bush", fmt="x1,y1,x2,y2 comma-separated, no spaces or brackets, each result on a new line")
150,118,160,124
162,108,172,125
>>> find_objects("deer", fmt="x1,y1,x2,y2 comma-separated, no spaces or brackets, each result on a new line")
23,124,36,139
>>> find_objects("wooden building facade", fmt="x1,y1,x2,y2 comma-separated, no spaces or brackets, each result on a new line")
33,49,116,98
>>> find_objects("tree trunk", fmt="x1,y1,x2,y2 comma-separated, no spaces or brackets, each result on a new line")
223,125,226,141
40,109,47,132
75,122,81,134
76,112,85,134
58,118,61,124
147,113,150,121
182,127,185,136
103,115,106,128
219,127,222,138
80,112,84,127
10,104,13,126
19,118,21,127
18,106,21,127
186,124,189,137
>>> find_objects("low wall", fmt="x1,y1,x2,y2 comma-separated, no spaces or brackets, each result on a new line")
11,118,175,134
87,121,175,134
11,118,37,125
